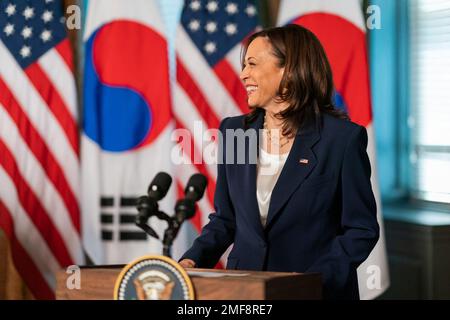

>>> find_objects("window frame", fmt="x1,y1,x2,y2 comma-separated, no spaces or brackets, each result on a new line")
369,0,450,211
407,0,450,209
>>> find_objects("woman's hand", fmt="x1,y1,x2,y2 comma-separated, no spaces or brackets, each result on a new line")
179,259,196,269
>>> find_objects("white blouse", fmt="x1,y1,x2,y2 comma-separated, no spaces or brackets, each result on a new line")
256,148,289,227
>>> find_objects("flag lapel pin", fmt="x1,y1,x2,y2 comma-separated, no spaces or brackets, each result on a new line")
299,158,309,164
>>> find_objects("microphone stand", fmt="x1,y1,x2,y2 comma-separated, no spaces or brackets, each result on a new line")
155,211,175,258
161,199,195,258
162,227,175,258
135,188,200,258
135,200,183,258
135,198,159,240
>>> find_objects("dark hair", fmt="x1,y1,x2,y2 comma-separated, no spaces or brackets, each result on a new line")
242,24,348,136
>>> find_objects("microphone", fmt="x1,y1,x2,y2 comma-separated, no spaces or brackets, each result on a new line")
135,172,172,239
148,172,172,202
184,173,208,201
174,173,208,224
161,174,207,257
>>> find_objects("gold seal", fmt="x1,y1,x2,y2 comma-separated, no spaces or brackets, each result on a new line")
114,255,195,300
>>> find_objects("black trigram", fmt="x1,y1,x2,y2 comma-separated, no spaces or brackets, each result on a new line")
100,196,148,241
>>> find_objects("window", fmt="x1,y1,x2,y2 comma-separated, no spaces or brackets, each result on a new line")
409,0,450,203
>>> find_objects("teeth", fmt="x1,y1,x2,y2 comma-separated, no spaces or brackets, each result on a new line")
246,86,258,93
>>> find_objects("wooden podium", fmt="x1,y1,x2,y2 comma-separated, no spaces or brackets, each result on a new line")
56,266,322,300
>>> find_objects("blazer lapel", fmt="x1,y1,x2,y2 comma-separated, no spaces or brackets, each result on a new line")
239,110,265,240
265,120,321,228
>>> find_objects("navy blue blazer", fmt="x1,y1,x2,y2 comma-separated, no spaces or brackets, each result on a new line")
181,110,379,299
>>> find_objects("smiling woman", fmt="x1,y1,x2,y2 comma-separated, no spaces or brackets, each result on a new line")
179,24,380,300
241,25,348,139
240,37,285,113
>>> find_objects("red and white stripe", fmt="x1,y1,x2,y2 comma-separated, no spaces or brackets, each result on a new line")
176,27,244,121
0,39,83,299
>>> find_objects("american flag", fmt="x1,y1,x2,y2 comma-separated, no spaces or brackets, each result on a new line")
174,0,258,266
0,0,83,299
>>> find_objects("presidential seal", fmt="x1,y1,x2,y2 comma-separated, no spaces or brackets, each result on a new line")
114,255,194,300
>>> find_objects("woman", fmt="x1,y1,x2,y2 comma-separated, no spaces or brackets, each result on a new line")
179,24,379,300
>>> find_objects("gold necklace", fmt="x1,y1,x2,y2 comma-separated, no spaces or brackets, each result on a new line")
264,114,291,150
